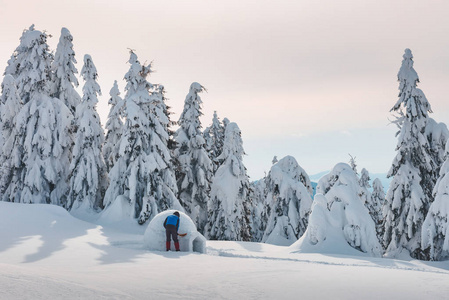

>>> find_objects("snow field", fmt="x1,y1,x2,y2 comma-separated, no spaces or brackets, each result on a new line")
1,202,449,300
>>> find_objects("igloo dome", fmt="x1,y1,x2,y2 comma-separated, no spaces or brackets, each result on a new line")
144,210,207,253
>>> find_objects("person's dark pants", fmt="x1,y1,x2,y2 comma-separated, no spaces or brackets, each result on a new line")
165,224,179,251
166,225,178,243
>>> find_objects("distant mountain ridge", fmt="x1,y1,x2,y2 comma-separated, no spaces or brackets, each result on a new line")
310,171,391,195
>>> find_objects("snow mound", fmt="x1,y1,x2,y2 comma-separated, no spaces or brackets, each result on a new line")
289,163,382,257
0,202,103,264
0,201,82,226
98,195,135,223
144,210,206,253
289,196,372,257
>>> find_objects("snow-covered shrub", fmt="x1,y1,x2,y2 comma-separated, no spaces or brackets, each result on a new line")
291,163,382,257
262,156,313,246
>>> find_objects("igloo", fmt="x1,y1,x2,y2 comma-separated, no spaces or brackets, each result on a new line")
144,210,207,253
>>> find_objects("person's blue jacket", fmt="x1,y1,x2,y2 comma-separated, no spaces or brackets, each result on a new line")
164,215,179,231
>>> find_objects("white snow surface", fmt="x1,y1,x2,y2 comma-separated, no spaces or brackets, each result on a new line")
1,202,449,300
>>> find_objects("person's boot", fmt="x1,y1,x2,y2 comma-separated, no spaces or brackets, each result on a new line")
166,242,171,251
174,242,180,252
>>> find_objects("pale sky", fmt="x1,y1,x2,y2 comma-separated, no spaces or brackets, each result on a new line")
1,0,448,180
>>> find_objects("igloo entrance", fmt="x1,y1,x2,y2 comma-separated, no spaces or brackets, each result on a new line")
192,236,206,253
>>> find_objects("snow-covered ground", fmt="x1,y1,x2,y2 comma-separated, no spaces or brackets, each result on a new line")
1,202,448,300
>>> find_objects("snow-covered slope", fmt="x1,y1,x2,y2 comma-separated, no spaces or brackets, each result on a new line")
1,202,448,299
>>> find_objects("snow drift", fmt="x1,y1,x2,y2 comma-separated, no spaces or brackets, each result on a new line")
144,210,206,253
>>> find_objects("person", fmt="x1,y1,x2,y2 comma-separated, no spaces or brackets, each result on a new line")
163,211,180,251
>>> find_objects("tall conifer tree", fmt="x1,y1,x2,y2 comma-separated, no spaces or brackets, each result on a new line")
104,51,181,224
371,178,385,242
175,82,213,233
50,27,81,115
1,26,73,205
103,80,124,173
68,55,108,213
209,111,225,172
422,141,449,260
383,49,435,259
0,75,22,198
207,122,252,241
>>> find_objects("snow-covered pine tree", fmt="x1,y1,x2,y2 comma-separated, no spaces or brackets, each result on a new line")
425,118,449,183
0,75,22,196
155,85,177,152
209,111,225,172
358,168,373,217
175,82,213,233
104,51,181,224
262,156,313,245
371,178,385,242
359,168,370,189
203,126,212,154
383,49,436,259
272,156,278,165
207,122,252,241
103,80,124,173
0,76,21,151
138,84,182,223
1,26,36,198
1,26,73,205
250,177,268,242
50,27,81,115
0,104,3,154
222,117,230,132
12,25,53,104
349,154,357,174
294,163,382,256
358,168,384,245
3,26,30,77
104,51,155,220
4,53,18,77
68,55,108,213
422,140,449,260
